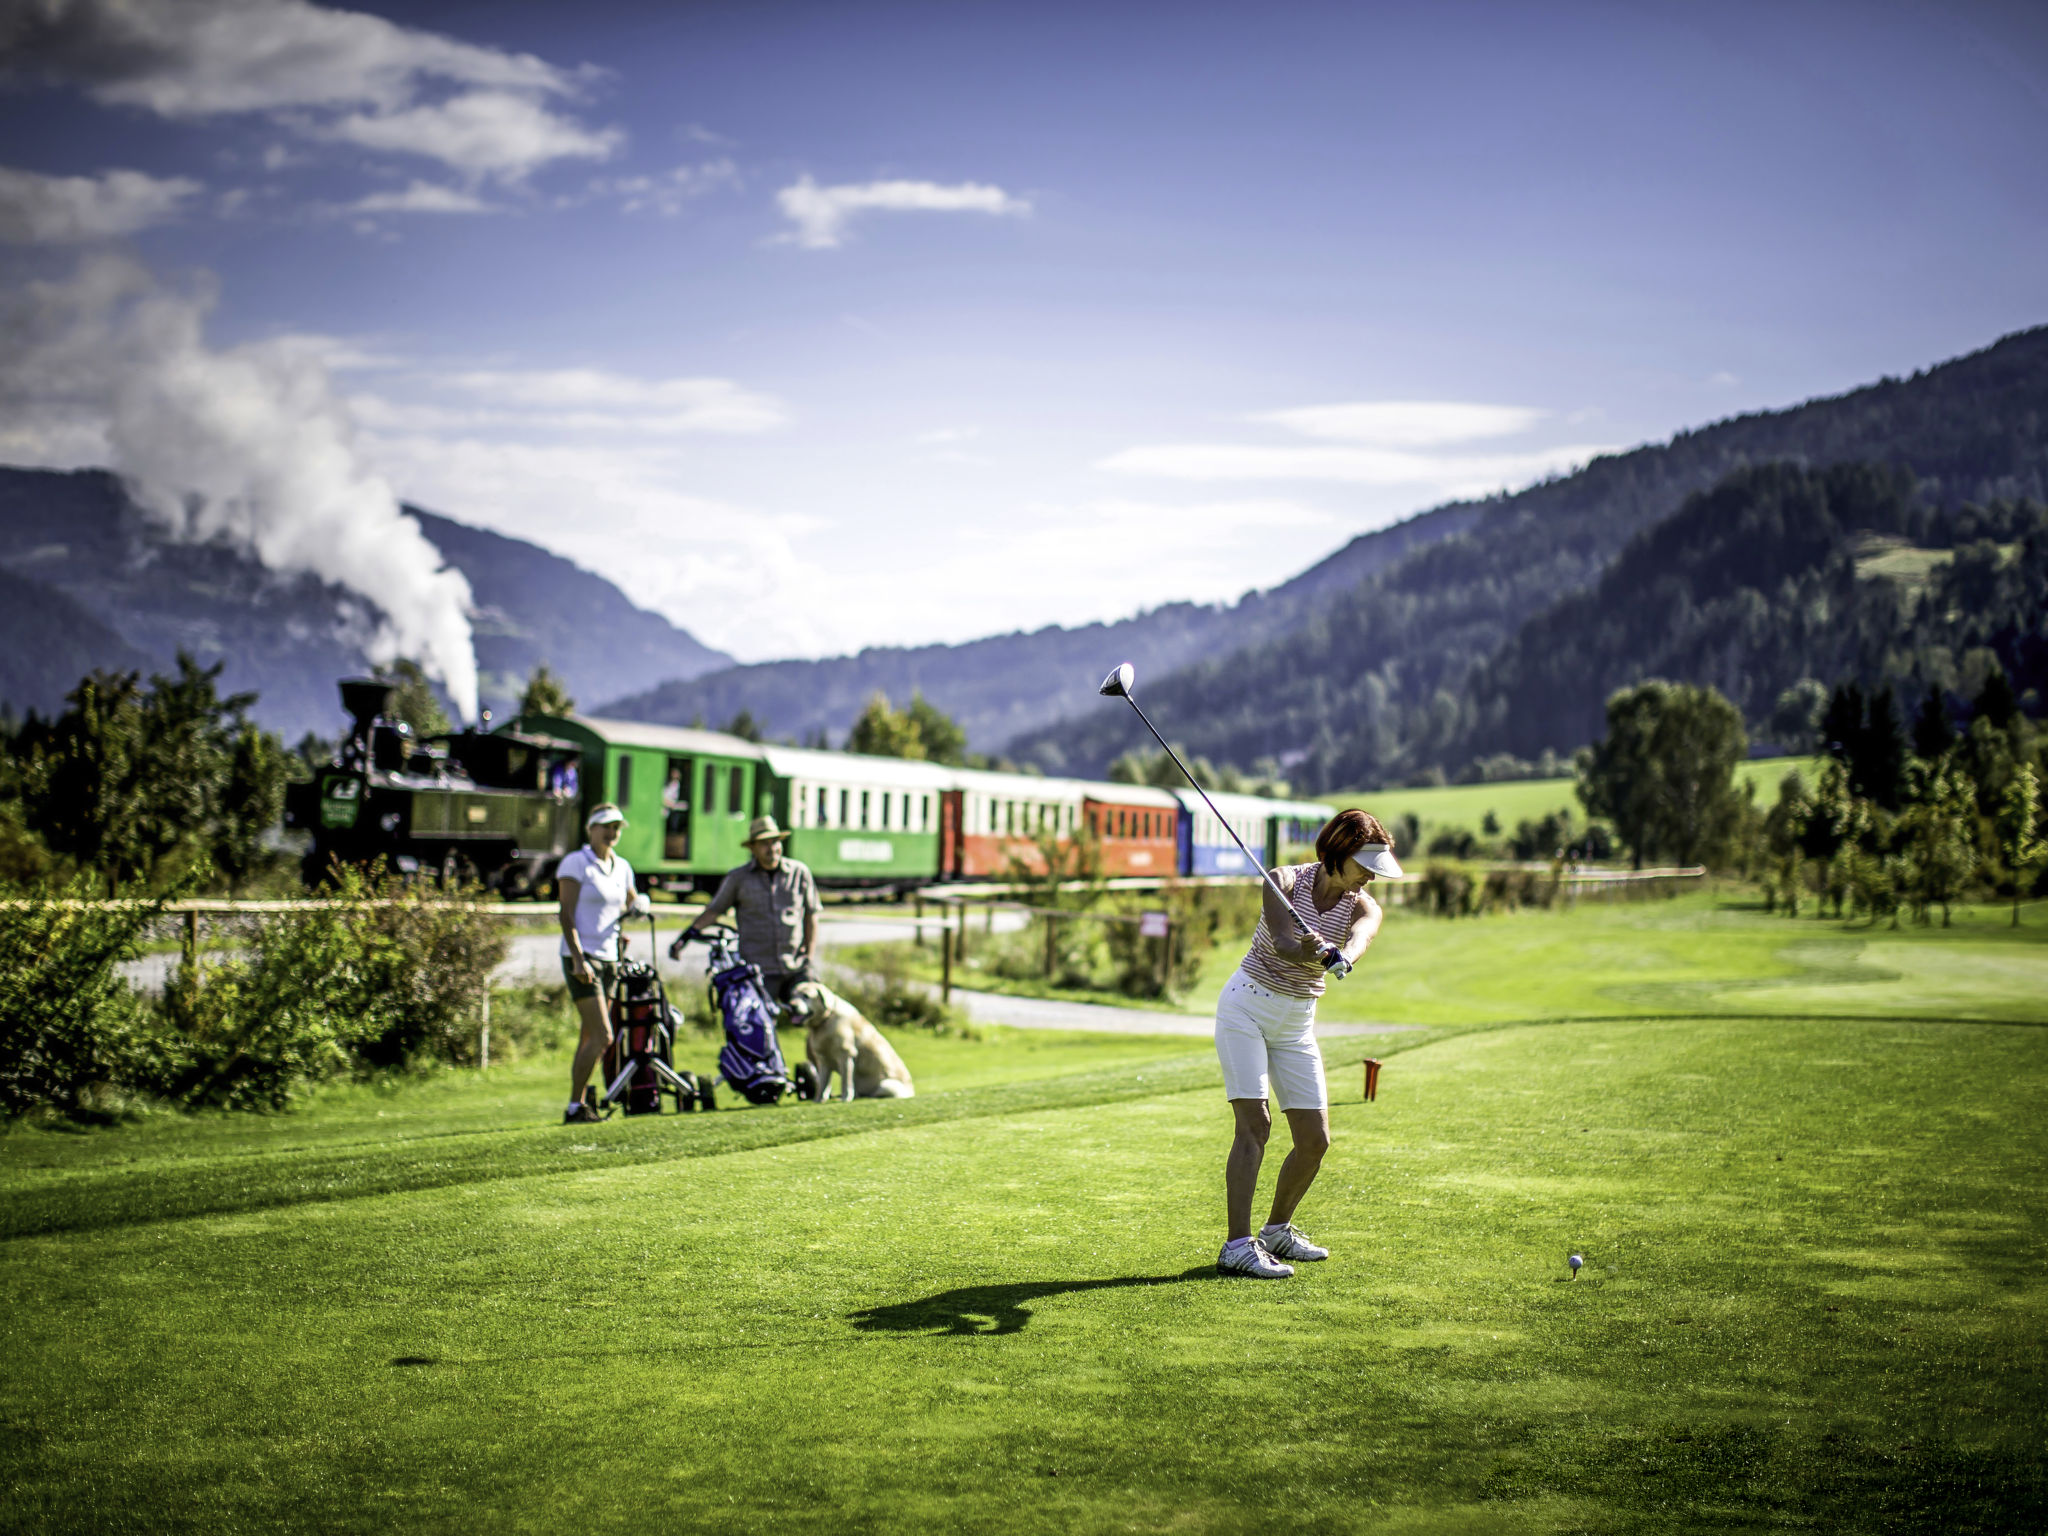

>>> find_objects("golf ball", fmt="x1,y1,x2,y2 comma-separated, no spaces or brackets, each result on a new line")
1568,1253,1584,1277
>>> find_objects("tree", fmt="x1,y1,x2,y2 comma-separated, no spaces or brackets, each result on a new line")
381,659,451,737
1576,681,1748,869
1996,764,2046,927
904,692,968,765
846,693,926,759
15,671,149,895
214,725,288,897
722,709,766,743
1769,678,1829,754
518,664,575,719
1898,762,1978,927
1761,770,1812,915
1911,686,1954,761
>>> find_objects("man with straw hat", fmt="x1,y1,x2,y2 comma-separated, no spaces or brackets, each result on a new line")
671,813,822,1004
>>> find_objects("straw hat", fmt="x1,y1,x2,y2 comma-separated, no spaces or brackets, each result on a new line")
745,814,793,845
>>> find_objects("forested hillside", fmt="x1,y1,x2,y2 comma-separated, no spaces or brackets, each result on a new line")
0,469,731,736
598,498,1485,750
1009,324,2048,788
1443,463,2047,766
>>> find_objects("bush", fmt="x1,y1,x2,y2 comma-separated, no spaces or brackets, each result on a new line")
0,878,157,1120
156,868,508,1111
1103,883,1261,999
833,948,975,1036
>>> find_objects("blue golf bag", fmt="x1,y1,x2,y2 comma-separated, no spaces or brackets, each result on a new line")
684,927,818,1107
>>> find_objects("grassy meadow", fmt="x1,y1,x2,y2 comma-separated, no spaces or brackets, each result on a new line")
1341,758,1821,847
2,894,2044,1533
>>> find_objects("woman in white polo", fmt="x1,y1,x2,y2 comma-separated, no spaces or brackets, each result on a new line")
558,802,650,1124
1215,808,1402,1278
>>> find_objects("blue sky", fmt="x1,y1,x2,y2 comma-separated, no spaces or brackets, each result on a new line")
3,0,2046,688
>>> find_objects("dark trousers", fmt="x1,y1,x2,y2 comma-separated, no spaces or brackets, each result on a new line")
757,963,816,1005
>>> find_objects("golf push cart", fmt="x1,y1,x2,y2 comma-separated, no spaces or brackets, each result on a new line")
596,920,820,1115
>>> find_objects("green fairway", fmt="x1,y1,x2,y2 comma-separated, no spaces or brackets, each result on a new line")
1342,758,1819,842
3,904,2045,1532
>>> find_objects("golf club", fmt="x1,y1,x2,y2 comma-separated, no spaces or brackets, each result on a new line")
1097,662,1349,976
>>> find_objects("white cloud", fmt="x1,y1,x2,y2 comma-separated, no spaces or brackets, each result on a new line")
357,430,835,660
4,0,617,181
585,159,738,215
0,166,201,243
775,175,1029,249
346,179,495,215
1251,400,1546,446
1099,440,1614,495
425,368,787,434
320,90,619,180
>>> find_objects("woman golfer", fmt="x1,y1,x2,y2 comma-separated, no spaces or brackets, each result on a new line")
1215,809,1402,1278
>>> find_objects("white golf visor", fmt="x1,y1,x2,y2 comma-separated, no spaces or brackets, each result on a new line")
1352,842,1405,879
586,806,625,828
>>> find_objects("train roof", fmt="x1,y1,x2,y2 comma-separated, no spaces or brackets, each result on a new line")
758,743,957,790
947,765,1094,803
566,715,765,757
1169,787,1299,823
1084,782,1182,810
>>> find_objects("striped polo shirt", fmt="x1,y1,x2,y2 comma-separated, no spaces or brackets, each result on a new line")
1240,863,1358,1000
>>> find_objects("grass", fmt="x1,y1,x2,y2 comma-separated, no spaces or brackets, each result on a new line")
1330,759,1821,843
3,898,2045,1532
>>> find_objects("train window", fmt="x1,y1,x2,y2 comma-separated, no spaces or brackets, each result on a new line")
840,788,850,826
860,790,871,829
880,791,892,830
923,794,932,832
818,786,830,826
704,763,718,814
616,755,633,805
728,767,743,815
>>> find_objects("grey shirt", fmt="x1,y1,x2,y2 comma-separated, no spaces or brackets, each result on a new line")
701,857,822,974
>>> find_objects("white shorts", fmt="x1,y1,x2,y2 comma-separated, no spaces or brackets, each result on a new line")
1214,968,1328,1111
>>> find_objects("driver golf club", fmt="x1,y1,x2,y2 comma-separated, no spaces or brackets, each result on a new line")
1097,662,1348,976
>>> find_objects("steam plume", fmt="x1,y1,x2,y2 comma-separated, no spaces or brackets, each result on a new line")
0,254,479,719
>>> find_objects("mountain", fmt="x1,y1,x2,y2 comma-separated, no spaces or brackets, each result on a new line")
597,498,1486,751
1442,462,2047,766
0,468,730,737
1007,324,2048,788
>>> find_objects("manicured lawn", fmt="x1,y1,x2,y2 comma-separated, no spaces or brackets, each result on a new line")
2,901,2044,1533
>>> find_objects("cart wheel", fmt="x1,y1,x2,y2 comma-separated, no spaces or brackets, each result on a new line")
697,1079,718,1111
675,1071,699,1112
792,1061,820,1103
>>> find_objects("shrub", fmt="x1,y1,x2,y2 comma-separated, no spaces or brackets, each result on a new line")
833,948,975,1037
0,878,156,1120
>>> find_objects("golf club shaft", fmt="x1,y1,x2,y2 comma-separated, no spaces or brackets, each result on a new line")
1117,693,1324,948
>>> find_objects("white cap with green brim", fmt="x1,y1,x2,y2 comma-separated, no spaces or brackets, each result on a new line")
586,805,625,827
1353,843,1405,879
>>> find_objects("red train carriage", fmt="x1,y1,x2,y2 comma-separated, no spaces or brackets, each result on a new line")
945,770,1090,878
1083,785,1180,877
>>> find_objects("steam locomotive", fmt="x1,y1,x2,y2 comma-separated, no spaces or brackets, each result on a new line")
281,678,584,893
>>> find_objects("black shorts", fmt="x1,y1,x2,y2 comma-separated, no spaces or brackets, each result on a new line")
562,954,618,1002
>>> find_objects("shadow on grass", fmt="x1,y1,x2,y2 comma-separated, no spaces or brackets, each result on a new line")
851,1267,1221,1336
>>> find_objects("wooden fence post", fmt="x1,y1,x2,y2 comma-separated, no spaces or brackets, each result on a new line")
183,908,200,981
1043,910,1059,978
941,925,953,1006
479,984,491,1070
914,895,924,947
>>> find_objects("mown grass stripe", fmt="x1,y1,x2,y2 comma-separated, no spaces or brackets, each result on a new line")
0,1055,1215,1240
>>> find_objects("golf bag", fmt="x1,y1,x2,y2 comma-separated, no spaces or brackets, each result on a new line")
685,927,817,1106
599,932,704,1114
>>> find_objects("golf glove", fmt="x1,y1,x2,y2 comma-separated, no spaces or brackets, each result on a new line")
1320,947,1351,979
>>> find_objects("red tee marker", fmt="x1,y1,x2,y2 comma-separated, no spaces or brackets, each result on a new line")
1362,1058,1382,1102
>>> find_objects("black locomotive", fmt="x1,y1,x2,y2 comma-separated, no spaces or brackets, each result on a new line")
283,678,583,894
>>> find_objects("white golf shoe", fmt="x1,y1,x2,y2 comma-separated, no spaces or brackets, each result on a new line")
1216,1237,1294,1279
1260,1222,1329,1262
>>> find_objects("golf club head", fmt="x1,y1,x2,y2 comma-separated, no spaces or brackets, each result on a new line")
1099,662,1135,698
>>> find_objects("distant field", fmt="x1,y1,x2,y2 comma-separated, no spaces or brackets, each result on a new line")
1335,757,1823,840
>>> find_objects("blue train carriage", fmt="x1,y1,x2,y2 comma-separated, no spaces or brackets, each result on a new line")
1169,789,1335,876
506,713,771,892
756,745,953,889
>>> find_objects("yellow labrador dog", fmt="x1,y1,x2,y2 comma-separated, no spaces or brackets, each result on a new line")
786,981,915,1101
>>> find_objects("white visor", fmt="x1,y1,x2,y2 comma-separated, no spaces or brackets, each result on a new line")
1352,842,1404,879
586,806,625,828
